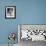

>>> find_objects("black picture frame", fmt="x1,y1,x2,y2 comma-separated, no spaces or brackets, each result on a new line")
5,6,16,19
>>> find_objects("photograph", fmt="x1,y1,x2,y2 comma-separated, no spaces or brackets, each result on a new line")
5,6,16,19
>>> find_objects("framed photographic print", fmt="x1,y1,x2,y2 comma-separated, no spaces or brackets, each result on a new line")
5,6,16,19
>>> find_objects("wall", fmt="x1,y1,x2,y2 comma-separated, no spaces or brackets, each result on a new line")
0,0,46,44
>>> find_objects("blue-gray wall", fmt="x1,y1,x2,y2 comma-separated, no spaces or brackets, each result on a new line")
0,0,46,44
